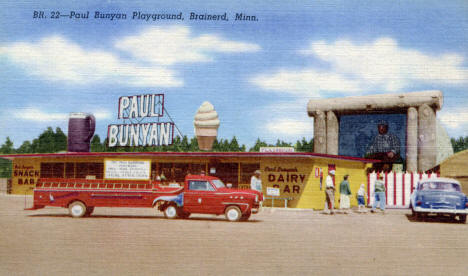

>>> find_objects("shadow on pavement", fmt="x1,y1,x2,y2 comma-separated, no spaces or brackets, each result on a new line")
405,214,465,224
27,213,261,223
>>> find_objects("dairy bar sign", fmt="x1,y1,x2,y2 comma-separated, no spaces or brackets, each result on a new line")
107,94,175,147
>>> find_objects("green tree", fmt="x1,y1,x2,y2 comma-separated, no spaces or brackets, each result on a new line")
16,141,33,153
0,158,12,178
31,127,67,153
275,139,292,147
189,137,199,152
54,127,67,151
229,136,241,151
451,136,468,153
249,138,270,152
0,137,15,154
295,137,314,152
91,135,104,152
178,136,190,152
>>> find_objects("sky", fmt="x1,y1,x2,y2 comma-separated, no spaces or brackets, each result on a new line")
0,0,467,148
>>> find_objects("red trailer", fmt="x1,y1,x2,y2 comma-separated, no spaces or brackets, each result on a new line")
27,174,263,221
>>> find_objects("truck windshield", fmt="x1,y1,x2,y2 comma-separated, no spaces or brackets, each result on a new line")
211,179,226,189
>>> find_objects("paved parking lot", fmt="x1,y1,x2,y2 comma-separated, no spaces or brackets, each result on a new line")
1,195,467,275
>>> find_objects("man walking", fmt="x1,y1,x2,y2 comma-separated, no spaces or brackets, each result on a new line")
325,170,336,214
371,175,386,213
250,170,262,192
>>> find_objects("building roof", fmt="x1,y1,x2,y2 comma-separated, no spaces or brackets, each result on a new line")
0,151,379,163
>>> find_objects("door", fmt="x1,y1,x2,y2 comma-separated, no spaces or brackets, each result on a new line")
184,180,217,214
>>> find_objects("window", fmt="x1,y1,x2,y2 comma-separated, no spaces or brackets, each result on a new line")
153,162,206,183
188,181,213,191
65,163,75,178
40,163,65,178
174,163,189,182
420,182,461,192
212,179,225,189
241,163,260,184
76,163,103,179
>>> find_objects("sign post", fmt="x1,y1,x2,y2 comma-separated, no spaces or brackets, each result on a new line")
266,187,280,207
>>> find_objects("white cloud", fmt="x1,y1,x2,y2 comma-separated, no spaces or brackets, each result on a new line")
12,108,112,122
251,69,361,97
253,37,468,95
439,108,468,129
304,37,468,91
13,108,68,122
0,36,181,87
115,26,260,66
0,26,260,87
264,118,313,137
91,110,112,120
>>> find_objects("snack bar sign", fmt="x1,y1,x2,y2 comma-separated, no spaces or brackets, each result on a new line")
107,94,175,147
105,159,151,180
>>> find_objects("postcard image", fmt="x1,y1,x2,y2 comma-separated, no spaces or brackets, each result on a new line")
0,1,467,275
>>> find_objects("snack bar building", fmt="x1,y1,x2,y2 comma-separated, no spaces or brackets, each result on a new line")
1,152,375,209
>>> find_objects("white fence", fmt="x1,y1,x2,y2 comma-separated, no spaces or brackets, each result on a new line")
367,172,439,208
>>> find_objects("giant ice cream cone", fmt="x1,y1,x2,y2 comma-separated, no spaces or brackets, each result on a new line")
194,101,220,151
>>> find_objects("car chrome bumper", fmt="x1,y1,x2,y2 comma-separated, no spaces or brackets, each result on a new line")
251,202,262,214
414,207,468,214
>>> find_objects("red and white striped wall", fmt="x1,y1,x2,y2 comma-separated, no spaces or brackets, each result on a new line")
367,172,440,208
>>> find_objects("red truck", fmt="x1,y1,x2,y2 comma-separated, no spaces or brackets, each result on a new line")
27,174,263,222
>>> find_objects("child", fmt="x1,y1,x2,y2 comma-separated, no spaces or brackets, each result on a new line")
357,183,367,213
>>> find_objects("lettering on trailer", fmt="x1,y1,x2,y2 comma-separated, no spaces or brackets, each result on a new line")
107,94,176,147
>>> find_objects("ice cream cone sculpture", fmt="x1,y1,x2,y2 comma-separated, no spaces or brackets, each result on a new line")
194,101,220,151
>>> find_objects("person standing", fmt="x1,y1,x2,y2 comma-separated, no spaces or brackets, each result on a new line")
339,175,352,214
325,170,336,214
356,183,367,213
371,175,386,213
250,170,262,193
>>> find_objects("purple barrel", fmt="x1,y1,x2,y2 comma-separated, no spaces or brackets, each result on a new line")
67,112,96,152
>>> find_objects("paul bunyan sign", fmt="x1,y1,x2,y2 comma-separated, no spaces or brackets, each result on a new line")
107,94,175,147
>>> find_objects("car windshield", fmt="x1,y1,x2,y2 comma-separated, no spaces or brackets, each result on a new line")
211,179,226,189
419,182,461,192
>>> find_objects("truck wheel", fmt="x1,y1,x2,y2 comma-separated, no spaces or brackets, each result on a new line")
459,214,467,224
225,206,241,222
69,201,87,218
85,207,95,217
177,208,190,219
164,205,178,219
240,212,251,221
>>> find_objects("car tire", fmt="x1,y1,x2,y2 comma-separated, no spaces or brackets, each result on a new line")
84,206,94,217
459,214,467,224
225,206,241,222
164,204,178,219
69,201,87,218
410,205,416,217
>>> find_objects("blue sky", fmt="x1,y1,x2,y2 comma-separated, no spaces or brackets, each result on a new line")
0,0,467,148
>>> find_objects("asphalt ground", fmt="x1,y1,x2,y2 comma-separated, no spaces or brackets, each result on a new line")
1,195,467,276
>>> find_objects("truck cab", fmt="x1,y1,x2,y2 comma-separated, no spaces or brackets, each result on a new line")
155,174,263,221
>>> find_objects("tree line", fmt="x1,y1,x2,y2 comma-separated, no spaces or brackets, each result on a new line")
2,126,468,178
0,127,314,177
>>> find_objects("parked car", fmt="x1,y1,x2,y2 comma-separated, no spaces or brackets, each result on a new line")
410,178,468,223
